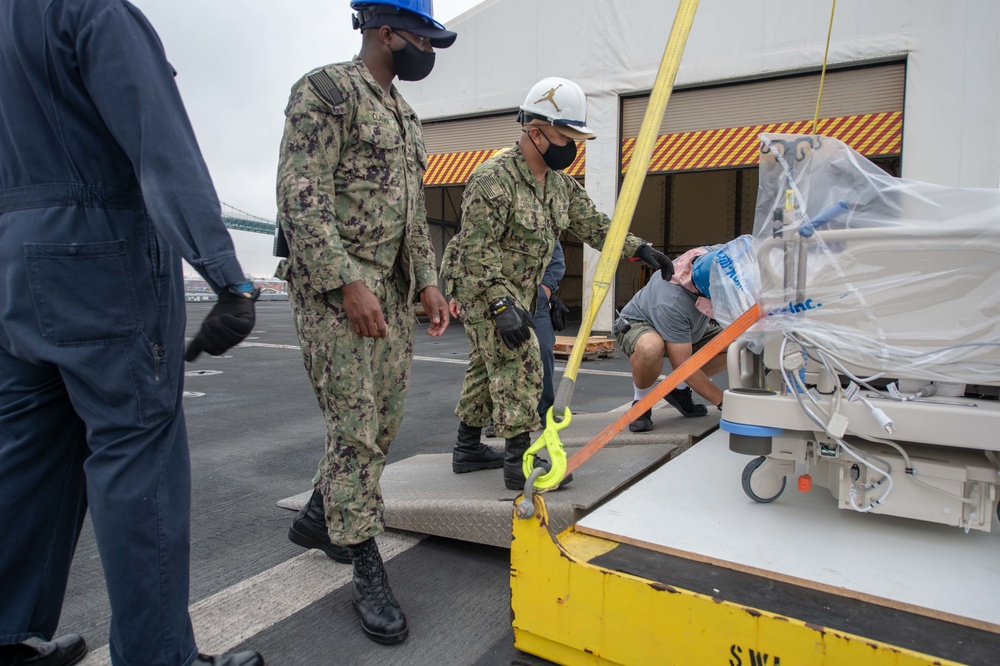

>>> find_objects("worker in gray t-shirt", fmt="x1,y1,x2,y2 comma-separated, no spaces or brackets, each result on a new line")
613,243,728,432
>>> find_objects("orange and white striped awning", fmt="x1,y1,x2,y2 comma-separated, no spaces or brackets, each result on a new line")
621,111,902,174
424,149,497,187
423,144,587,186
422,111,900,186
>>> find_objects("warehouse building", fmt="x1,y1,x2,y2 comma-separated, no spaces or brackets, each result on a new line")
402,0,1000,330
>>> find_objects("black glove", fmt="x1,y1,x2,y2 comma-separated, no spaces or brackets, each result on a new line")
489,296,535,350
185,285,259,362
634,243,675,281
549,294,570,332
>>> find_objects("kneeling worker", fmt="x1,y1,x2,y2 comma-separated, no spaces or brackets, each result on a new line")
614,242,734,432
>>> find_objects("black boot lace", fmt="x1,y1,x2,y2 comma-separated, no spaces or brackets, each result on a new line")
353,542,399,612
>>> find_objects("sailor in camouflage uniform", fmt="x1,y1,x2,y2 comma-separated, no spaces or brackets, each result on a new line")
441,77,675,491
275,0,454,645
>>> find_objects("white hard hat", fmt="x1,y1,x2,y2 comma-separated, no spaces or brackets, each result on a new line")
518,77,595,140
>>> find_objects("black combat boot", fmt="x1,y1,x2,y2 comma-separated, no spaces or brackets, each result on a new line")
288,489,351,563
347,538,408,645
503,433,572,491
452,422,504,473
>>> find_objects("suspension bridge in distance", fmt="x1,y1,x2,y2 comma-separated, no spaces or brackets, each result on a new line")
221,202,275,235
188,202,286,301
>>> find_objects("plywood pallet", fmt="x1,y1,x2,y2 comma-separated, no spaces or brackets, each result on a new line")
553,335,616,361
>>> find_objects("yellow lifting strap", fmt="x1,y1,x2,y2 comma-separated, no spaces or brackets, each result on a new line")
812,0,838,135
526,0,701,492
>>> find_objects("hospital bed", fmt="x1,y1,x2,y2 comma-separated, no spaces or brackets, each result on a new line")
716,134,1000,532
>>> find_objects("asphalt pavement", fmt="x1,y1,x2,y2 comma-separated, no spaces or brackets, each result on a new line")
60,300,645,665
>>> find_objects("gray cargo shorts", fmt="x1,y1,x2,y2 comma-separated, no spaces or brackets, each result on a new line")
613,317,723,358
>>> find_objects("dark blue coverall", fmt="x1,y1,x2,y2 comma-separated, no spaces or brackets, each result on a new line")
0,1,245,664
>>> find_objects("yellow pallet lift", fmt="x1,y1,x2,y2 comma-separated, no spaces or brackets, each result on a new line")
510,484,996,666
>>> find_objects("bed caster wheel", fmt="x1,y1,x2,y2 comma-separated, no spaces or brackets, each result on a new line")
742,455,787,503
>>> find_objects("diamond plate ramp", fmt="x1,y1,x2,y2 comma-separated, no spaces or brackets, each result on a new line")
277,408,719,548
551,405,720,449
380,448,674,548
380,409,719,548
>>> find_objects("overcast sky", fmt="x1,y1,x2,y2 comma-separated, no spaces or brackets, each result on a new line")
130,0,483,278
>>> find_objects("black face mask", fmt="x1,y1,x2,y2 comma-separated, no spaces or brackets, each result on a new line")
391,39,435,81
532,131,577,171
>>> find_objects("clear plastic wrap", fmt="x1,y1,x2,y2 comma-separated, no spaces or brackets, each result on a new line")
709,133,1000,385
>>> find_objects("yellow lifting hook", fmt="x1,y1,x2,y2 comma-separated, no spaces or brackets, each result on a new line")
522,407,572,492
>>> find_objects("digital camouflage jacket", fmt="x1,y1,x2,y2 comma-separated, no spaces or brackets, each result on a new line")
275,56,437,302
441,143,644,323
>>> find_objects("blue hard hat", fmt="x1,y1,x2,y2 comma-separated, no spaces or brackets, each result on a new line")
691,251,716,300
351,0,456,47
351,0,444,30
